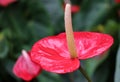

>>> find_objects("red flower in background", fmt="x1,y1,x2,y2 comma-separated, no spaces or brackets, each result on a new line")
0,0,16,7
115,0,120,3
31,32,113,73
71,5,80,13
63,4,80,13
13,50,42,81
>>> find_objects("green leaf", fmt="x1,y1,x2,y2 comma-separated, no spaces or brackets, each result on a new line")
37,71,63,82
25,0,51,25
27,21,53,42
73,0,111,31
84,51,109,77
40,0,63,25
0,33,9,59
0,59,18,82
92,63,109,82
104,20,119,35
114,45,120,82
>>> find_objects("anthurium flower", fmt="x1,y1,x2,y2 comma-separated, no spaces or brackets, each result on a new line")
0,0,16,7
31,32,113,73
30,0,113,74
13,50,42,81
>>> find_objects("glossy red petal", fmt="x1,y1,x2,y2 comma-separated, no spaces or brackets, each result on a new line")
0,0,16,7
57,32,113,59
73,32,113,59
13,50,41,81
31,36,80,73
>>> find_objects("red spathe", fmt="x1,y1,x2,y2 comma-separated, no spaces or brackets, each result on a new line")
31,32,113,74
0,0,16,7
13,51,42,81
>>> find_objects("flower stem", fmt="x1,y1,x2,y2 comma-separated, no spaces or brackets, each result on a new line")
79,67,92,82
64,0,77,58
69,73,74,82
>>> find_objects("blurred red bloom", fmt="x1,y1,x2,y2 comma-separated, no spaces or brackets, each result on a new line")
71,5,80,13
63,4,80,13
0,0,16,7
13,50,42,81
31,32,113,74
115,0,120,3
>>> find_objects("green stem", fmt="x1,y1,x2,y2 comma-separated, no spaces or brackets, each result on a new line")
79,67,92,82
69,73,74,82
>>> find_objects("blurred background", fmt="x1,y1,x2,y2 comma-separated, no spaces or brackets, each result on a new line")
0,0,120,82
